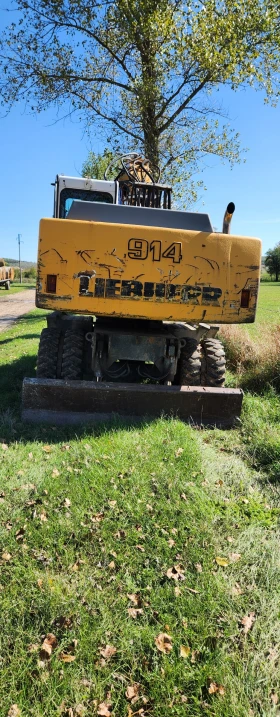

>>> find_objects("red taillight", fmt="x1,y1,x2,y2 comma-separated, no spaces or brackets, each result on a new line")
240,289,250,308
46,274,57,293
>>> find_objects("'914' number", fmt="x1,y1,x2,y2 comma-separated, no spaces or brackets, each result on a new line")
128,238,182,264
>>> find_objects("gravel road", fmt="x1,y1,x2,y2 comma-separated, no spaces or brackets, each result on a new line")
0,289,36,333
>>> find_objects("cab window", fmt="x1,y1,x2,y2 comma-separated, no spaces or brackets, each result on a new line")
59,188,113,218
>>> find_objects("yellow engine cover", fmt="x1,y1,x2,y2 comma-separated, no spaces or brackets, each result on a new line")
36,218,261,324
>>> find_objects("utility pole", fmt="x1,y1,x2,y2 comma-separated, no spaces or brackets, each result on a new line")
16,234,23,284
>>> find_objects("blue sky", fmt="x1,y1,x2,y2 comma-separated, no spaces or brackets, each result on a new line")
0,81,279,261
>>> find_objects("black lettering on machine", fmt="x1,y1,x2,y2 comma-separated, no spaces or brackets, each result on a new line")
80,278,222,306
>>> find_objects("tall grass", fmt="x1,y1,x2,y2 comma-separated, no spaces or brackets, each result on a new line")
220,324,280,392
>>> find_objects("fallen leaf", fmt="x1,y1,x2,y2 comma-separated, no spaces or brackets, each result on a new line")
127,593,140,606
8,706,21,717
241,612,256,635
215,557,229,567
128,608,143,619
181,695,188,703
28,452,33,460
135,545,145,552
180,492,187,501
42,445,52,453
40,633,57,660
195,563,202,573
52,468,60,478
227,536,234,543
1,443,8,450
155,633,173,654
191,650,199,663
37,579,43,589
99,645,117,660
59,653,76,662
229,553,241,563
73,706,86,717
175,447,184,456
174,586,181,597
40,510,48,522
97,702,111,717
208,682,225,696
126,683,140,701
2,552,12,561
232,583,243,596
108,561,115,570
108,500,117,507
166,564,185,581
16,527,26,541
180,645,191,658
271,692,279,705
168,538,175,547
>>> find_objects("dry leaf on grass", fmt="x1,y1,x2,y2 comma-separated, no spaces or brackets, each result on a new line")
99,645,117,661
128,608,143,619
232,582,243,596
40,633,57,660
8,706,21,717
97,702,111,716
108,561,115,570
166,564,185,581
155,633,173,654
180,645,191,658
1,443,8,450
126,683,140,701
240,612,256,635
271,692,279,705
135,544,145,552
229,553,241,563
37,579,43,589
208,682,225,696
40,510,48,523
215,557,229,567
42,445,52,453
174,586,181,597
59,653,76,662
127,593,140,606
195,563,202,573
2,552,12,561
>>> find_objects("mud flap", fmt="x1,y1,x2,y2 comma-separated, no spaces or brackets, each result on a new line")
22,378,243,428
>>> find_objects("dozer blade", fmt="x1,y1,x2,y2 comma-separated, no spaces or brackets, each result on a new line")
22,378,243,428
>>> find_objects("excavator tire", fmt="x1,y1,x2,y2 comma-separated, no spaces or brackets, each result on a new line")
177,338,201,386
200,338,226,387
61,329,84,380
36,328,61,379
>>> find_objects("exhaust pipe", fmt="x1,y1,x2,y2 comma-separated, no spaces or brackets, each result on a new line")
222,202,235,234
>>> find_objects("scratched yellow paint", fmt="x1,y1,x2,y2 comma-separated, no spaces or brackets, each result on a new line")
36,218,261,324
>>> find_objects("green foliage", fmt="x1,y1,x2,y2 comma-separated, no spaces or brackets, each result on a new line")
1,0,280,204
82,148,115,180
264,243,280,281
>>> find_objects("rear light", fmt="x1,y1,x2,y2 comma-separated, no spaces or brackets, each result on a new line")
46,274,57,293
240,289,250,308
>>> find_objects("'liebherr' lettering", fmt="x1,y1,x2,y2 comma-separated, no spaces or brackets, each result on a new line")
80,278,222,306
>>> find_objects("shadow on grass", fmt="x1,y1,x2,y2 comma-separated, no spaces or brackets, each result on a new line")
232,363,280,395
0,334,41,346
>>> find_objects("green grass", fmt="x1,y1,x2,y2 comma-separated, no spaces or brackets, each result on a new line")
0,301,279,716
0,286,280,717
246,282,280,336
0,282,35,296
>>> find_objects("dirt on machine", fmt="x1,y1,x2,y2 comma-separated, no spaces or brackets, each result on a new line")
22,153,261,426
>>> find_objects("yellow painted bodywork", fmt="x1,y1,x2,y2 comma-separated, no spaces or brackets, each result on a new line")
36,218,261,324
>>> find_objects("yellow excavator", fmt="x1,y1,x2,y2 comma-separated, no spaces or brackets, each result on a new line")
22,154,261,426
